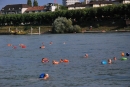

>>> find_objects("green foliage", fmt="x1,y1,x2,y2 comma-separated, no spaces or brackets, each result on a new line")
55,5,68,11
0,3,130,27
59,5,68,10
27,0,32,7
33,0,38,6
95,24,100,28
73,25,81,33
52,17,81,33
24,26,30,30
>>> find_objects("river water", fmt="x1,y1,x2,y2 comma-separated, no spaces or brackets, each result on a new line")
0,33,130,87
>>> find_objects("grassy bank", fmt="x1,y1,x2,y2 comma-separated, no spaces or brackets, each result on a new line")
0,25,130,34
0,25,52,34
0,19,130,34
80,19,130,32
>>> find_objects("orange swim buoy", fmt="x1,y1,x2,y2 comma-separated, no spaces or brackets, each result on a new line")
121,52,125,56
21,45,26,48
63,59,69,63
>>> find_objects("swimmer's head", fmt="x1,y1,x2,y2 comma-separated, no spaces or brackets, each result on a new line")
45,74,49,76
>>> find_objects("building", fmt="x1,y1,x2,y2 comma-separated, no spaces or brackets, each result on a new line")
62,0,80,6
25,6,45,13
112,0,120,4
113,0,130,4
1,4,29,14
67,1,114,10
123,0,130,4
66,0,130,10
1,3,57,14
84,0,90,4
89,1,113,8
67,2,90,10
44,3,57,12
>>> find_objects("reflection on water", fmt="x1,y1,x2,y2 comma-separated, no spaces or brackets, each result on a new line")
0,33,130,87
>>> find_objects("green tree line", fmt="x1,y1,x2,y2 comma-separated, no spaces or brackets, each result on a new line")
27,0,38,7
0,4,130,26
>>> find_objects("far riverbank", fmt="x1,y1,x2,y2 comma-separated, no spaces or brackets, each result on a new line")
0,25,130,35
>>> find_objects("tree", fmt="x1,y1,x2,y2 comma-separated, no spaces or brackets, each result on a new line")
73,25,81,33
27,0,32,7
55,5,68,11
52,17,81,33
33,0,38,6
118,0,123,3
59,5,68,10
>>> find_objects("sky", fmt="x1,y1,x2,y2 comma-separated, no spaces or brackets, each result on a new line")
0,0,84,9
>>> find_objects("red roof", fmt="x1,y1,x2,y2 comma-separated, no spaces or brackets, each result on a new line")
25,6,44,11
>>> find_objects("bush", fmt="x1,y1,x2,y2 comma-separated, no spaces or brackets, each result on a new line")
52,17,81,33
73,25,81,33
24,26,30,31
95,24,100,28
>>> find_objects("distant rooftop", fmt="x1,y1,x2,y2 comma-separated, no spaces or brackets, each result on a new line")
25,6,44,11
1,4,30,11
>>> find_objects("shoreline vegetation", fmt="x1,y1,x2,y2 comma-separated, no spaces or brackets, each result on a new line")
0,25,130,35
0,4,130,34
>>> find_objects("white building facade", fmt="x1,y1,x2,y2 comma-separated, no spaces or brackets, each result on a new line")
44,3,57,12
1,4,29,14
84,0,90,4
62,0,80,6
123,0,130,4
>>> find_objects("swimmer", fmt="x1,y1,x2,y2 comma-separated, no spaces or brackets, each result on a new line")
60,59,64,63
13,46,17,49
52,60,59,64
19,44,24,47
7,43,12,46
50,41,53,45
113,57,117,60
108,59,112,64
84,54,88,58
39,73,49,80
41,58,49,63
40,45,45,49
43,74,49,80
20,44,26,48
